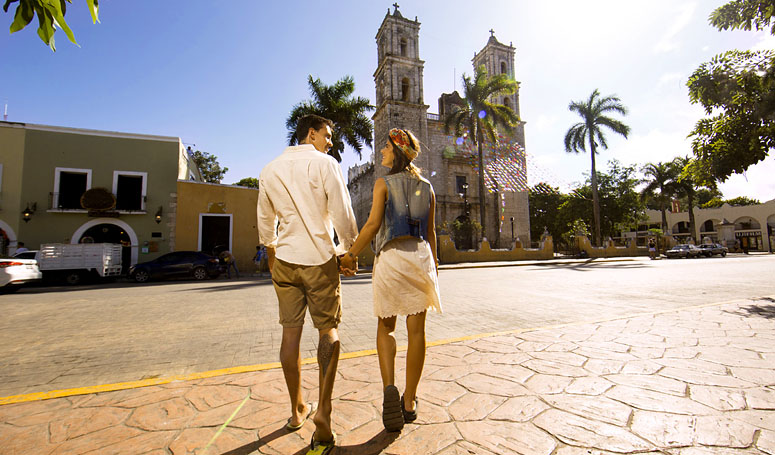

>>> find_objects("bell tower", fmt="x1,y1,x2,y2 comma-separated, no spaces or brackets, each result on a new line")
373,4,430,174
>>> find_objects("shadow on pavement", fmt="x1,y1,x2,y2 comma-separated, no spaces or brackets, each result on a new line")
530,260,648,271
727,299,775,319
218,427,398,455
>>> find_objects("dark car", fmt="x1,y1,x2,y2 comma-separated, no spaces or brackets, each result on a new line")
665,244,702,259
129,251,222,283
697,243,728,257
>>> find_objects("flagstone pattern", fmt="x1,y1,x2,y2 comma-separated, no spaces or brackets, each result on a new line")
0,300,773,454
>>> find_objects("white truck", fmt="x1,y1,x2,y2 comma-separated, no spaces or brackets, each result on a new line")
38,243,123,285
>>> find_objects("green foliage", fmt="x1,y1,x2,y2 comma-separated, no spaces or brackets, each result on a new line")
191,150,228,184
233,177,259,189
529,183,565,244
443,65,520,236
530,161,644,252
694,187,724,207
561,219,591,252
702,195,761,208
3,0,99,51
640,161,679,232
443,218,481,250
709,0,775,33
564,89,630,246
286,75,374,163
686,1,775,184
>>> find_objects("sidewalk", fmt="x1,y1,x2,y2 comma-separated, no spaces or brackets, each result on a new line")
1,298,774,454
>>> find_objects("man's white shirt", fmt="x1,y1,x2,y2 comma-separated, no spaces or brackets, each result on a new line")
257,144,358,266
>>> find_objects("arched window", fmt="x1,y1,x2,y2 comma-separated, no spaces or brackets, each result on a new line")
502,97,510,109
401,78,410,102
500,62,507,74
400,38,407,57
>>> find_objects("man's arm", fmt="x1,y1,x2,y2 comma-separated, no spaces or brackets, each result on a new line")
257,176,278,252
322,159,358,252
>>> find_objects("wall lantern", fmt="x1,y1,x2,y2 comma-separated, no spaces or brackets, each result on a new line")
155,206,163,224
22,203,36,222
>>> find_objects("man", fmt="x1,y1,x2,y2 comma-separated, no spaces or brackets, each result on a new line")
257,114,358,454
219,249,239,278
15,242,28,254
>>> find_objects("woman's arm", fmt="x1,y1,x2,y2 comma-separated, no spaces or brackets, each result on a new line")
340,178,387,270
427,188,438,273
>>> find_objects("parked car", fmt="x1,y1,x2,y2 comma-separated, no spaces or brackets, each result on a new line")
1,253,42,292
129,251,222,283
665,244,703,259
697,243,728,257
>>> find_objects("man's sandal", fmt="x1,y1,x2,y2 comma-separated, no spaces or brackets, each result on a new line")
285,402,317,432
307,431,337,455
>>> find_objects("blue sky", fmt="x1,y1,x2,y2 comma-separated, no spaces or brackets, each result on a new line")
2,0,773,202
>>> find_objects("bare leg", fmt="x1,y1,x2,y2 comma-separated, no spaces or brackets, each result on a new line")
404,311,427,411
312,327,340,441
377,316,398,388
280,326,310,426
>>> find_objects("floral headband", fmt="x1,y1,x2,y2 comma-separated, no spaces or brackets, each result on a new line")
389,128,418,160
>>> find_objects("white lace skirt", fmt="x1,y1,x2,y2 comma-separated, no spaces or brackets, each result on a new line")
372,237,442,319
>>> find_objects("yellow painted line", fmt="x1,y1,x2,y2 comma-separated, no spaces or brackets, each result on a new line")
0,296,766,407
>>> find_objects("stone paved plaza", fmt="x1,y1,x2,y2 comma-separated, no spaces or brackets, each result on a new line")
1,298,773,454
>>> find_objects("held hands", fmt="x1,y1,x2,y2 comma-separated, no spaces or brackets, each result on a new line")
339,252,358,276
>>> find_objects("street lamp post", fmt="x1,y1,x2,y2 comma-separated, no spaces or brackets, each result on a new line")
510,216,514,244
461,182,470,218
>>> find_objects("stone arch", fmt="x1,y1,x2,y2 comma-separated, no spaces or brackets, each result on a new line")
699,218,720,233
500,61,507,74
71,218,139,266
733,216,761,230
400,37,407,56
671,221,690,234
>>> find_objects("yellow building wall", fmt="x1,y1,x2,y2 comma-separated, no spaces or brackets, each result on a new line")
175,181,259,273
0,124,26,245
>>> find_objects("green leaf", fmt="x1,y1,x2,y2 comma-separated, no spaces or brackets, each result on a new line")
41,0,77,45
9,0,34,33
34,4,55,51
86,0,98,23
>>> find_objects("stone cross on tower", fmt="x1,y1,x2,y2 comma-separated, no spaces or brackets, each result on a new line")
393,3,399,12
489,29,495,37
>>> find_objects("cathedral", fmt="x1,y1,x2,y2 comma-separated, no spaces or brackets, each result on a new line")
347,5,530,248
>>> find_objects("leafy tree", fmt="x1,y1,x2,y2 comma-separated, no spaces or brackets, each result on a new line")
444,65,519,238
595,160,644,238
3,0,99,51
695,187,724,207
564,89,630,246
529,183,566,248
686,0,775,185
234,177,259,189
641,161,678,233
191,150,228,184
673,156,717,240
286,75,374,163
703,195,762,208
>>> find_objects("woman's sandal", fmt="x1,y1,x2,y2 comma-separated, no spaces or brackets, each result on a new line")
382,385,404,432
402,394,418,423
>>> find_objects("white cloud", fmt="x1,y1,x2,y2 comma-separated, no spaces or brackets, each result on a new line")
533,114,558,134
749,30,775,51
656,72,685,91
616,129,693,167
718,159,775,202
654,2,697,53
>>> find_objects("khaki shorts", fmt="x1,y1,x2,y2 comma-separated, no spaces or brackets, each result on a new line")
271,255,342,330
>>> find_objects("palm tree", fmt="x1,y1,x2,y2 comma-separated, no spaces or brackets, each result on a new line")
444,65,519,238
641,161,678,233
564,89,630,246
672,156,716,242
286,75,374,162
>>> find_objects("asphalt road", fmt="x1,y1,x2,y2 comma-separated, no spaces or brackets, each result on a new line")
1,254,774,397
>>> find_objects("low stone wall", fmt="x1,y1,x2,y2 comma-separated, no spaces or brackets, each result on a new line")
577,235,647,258
355,235,554,266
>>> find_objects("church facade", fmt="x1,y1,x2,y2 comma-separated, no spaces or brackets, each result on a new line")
348,6,530,249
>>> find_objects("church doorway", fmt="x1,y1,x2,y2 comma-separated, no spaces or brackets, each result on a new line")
78,223,132,274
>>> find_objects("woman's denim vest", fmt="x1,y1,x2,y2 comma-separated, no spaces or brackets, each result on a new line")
374,172,432,254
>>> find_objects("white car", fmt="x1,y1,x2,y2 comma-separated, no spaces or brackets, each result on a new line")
1,250,42,292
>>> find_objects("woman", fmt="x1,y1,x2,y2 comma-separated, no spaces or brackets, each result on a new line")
340,128,442,432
